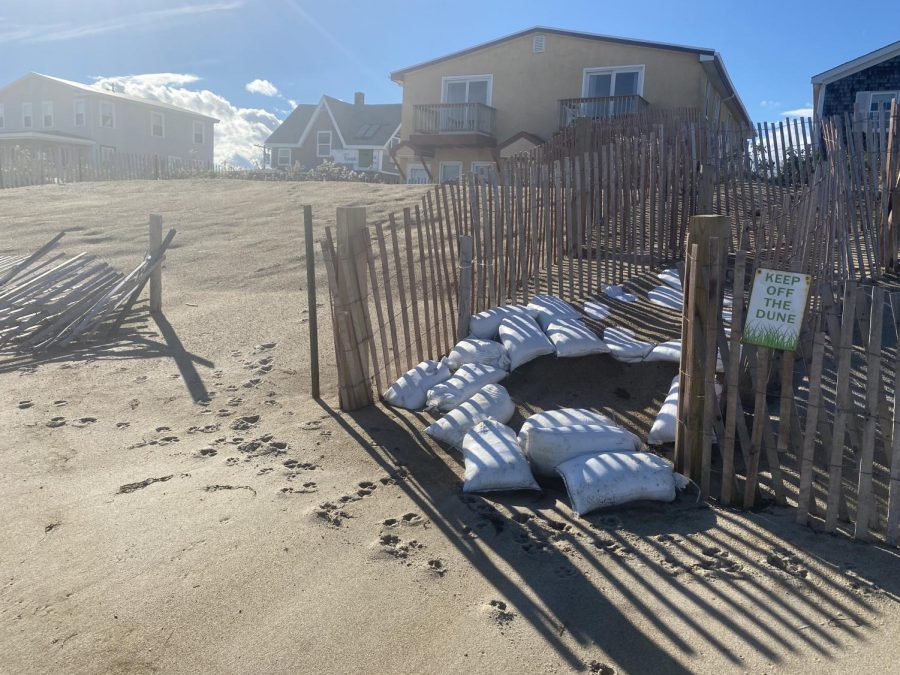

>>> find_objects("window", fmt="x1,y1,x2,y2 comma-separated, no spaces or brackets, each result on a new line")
580,66,645,118
100,101,115,128
22,102,33,128
471,161,497,183
439,161,462,184
442,75,492,106
533,35,545,53
100,145,115,163
317,131,332,157
357,149,374,169
151,111,165,138
855,91,899,130
406,164,429,184
74,99,85,127
277,147,291,166
193,120,205,144
42,101,53,128
0,104,4,129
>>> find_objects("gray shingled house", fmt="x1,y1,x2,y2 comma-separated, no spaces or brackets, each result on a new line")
264,93,400,176
812,40,900,127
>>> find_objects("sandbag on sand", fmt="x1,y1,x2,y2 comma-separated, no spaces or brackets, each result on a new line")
603,326,654,363
583,300,611,321
557,451,678,516
643,340,724,372
424,383,515,448
527,294,579,330
524,424,643,476
657,268,682,291
469,304,537,340
604,285,637,303
648,285,684,311
518,407,615,447
426,363,507,412
446,337,510,371
647,375,680,445
545,318,610,358
461,420,540,493
382,359,451,410
499,313,555,370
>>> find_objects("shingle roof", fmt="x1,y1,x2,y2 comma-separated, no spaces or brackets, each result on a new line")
0,73,220,122
264,104,318,144
322,96,401,147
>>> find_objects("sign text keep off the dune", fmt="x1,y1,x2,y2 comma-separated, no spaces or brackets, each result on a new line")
742,268,811,351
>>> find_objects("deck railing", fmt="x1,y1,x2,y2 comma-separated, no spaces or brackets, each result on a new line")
413,102,496,136
559,95,649,127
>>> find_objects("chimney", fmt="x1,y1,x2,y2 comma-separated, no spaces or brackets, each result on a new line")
354,91,365,106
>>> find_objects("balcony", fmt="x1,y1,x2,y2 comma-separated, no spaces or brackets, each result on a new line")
409,102,497,150
559,95,649,128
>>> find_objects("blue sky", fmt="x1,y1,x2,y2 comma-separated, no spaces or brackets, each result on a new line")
3,0,898,164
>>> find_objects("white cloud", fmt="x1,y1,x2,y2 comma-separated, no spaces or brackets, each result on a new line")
245,79,279,97
759,100,781,108
1,2,243,44
92,73,281,168
781,106,814,118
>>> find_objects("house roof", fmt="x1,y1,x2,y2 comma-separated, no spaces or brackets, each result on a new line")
264,104,318,144
390,26,717,82
265,96,401,149
811,40,900,85
0,72,220,122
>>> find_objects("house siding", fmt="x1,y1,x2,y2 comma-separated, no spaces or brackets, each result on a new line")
821,54,900,119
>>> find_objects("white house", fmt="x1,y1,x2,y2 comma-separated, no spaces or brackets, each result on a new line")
0,72,218,169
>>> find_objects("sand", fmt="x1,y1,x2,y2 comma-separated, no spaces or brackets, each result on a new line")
1,179,899,674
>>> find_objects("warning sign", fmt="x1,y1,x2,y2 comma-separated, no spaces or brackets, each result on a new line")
743,268,811,351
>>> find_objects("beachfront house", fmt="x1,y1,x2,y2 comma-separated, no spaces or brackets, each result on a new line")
264,93,401,177
388,26,752,183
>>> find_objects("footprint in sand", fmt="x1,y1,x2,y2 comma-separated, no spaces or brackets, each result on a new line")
765,546,807,578
46,417,66,428
227,397,243,407
135,376,148,383
486,600,515,626
254,342,277,352
229,415,260,431
53,400,68,407
587,660,616,675
157,436,180,446
156,426,171,432
215,409,233,417
198,448,217,458
427,559,447,577
298,420,322,431
242,379,261,389
18,400,33,409
280,482,317,494
116,422,130,429
71,417,97,428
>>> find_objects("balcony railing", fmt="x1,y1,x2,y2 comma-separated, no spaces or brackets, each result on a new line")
559,95,649,128
413,102,496,137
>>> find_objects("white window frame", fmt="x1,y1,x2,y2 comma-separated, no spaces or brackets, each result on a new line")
441,75,493,106
277,147,291,166
356,148,375,170
581,65,645,98
100,145,115,163
856,90,899,129
150,111,165,138
406,163,429,184
439,161,462,184
471,161,497,182
99,101,115,128
22,102,33,129
316,131,332,157
41,101,54,128
193,120,205,144
74,98,85,127
0,103,4,129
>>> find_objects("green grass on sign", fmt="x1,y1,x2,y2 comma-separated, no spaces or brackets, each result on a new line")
742,322,799,351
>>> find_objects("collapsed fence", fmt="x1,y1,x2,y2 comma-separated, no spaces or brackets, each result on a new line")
318,103,900,541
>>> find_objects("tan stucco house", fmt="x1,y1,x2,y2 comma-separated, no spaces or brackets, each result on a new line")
389,27,752,183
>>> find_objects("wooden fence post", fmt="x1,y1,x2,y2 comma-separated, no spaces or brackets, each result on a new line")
676,214,729,488
149,214,163,313
335,206,372,410
303,205,320,399
457,235,473,341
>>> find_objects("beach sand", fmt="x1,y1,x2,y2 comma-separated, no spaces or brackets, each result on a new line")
1,179,898,674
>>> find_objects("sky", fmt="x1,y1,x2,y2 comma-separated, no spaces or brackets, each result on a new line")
2,0,898,166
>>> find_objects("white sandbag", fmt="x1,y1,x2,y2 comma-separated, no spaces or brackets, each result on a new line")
604,285,637,303
426,364,507,412
648,285,684,311
583,300,611,321
557,451,677,516
644,339,724,372
527,294,579,330
545,318,610,358
382,358,451,410
603,326,654,363
424,384,515,448
518,407,615,447
469,304,537,340
524,424,642,476
657,268,682,291
446,337,510,371
461,420,540,493
499,313,555,370
648,375,680,445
